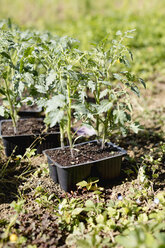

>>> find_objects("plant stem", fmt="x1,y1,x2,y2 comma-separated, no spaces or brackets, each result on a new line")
4,76,17,134
67,76,73,157
60,123,64,149
102,108,111,149
95,77,100,137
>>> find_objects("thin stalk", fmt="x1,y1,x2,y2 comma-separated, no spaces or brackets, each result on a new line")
101,131,105,150
67,76,73,157
95,77,100,137
60,123,64,149
101,108,111,149
4,76,17,134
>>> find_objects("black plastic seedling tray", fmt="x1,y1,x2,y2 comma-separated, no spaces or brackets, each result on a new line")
43,140,127,192
0,103,42,120
18,107,43,118
0,119,60,157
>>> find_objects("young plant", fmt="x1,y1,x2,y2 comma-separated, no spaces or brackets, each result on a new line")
77,30,146,149
0,24,50,133
32,36,85,156
0,24,26,133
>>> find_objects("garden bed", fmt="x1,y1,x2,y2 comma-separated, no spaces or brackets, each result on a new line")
0,11,165,247
0,117,164,247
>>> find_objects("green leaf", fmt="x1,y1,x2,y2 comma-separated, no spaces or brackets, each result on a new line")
0,51,10,60
46,110,64,127
77,239,90,248
76,180,88,188
72,208,84,216
88,81,95,93
0,88,5,95
128,50,133,61
113,73,123,81
0,106,5,116
99,89,108,99
97,100,113,114
138,213,148,222
17,81,24,95
85,200,95,208
19,58,24,73
116,233,138,248
24,46,34,57
114,109,126,125
24,72,34,86
139,78,146,89
131,85,140,97
46,70,56,87
45,95,65,113
130,123,139,134
96,214,105,224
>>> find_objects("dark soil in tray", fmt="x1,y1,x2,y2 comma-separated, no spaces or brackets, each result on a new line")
1,118,58,136
46,142,121,166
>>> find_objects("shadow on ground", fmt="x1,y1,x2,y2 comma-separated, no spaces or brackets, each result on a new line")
100,125,165,190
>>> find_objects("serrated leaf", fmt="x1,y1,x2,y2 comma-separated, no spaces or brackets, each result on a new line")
17,81,24,95
36,98,47,108
101,81,111,86
46,110,64,127
113,73,123,81
99,89,108,99
46,70,57,87
88,80,95,93
114,109,126,125
97,100,113,114
24,72,34,86
45,95,65,113
130,123,139,134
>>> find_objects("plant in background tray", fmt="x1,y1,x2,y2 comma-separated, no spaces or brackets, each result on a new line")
0,23,61,156
76,29,146,149
0,21,49,128
42,30,145,191
35,36,85,154
0,24,24,133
